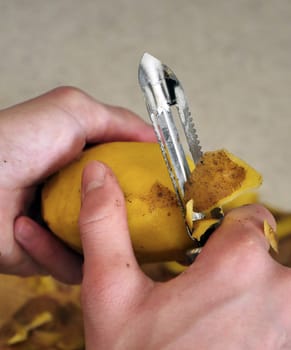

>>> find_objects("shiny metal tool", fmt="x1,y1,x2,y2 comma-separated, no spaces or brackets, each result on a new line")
138,53,205,247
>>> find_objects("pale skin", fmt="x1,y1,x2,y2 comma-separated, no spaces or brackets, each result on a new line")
0,86,156,281
1,87,291,349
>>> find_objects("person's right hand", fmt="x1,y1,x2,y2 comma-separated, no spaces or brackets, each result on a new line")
79,161,291,350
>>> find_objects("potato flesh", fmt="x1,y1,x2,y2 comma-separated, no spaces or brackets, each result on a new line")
184,149,263,243
42,142,193,263
185,149,262,213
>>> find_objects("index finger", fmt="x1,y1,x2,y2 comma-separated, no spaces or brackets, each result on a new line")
0,86,155,186
193,204,276,272
43,86,156,144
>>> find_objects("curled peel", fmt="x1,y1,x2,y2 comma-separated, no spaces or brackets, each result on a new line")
264,220,279,253
185,149,263,243
185,199,194,231
185,149,262,213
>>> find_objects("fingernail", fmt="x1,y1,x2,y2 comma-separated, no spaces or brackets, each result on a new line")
84,162,106,195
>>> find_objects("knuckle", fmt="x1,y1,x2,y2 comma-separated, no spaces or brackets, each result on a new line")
49,86,86,103
79,213,111,237
48,86,92,117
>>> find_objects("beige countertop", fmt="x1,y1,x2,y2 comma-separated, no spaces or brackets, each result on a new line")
0,0,290,209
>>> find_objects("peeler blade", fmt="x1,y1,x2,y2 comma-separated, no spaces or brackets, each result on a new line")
138,53,204,237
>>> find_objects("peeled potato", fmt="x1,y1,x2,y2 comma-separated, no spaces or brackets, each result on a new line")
42,142,193,263
42,142,263,263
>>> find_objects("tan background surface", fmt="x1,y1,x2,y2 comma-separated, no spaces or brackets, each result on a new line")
0,0,290,209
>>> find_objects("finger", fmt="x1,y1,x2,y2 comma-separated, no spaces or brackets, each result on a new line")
194,204,276,272
79,161,152,337
0,192,47,276
14,216,83,284
209,204,275,251
0,86,156,187
79,161,146,287
0,237,48,277
79,161,137,268
45,87,156,144
0,247,47,277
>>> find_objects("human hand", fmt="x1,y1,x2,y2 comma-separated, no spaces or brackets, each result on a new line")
0,86,155,283
79,161,291,350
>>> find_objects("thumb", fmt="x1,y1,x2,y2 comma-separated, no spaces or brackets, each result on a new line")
79,161,139,274
79,162,152,350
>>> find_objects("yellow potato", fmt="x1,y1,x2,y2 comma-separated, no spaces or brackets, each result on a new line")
42,143,263,263
42,142,193,263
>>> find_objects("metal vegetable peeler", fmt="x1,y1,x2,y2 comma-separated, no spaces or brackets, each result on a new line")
138,53,205,258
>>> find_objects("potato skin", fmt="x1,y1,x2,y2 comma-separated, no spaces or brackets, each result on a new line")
42,142,193,263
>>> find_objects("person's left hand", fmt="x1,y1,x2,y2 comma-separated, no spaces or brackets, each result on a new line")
0,86,155,283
